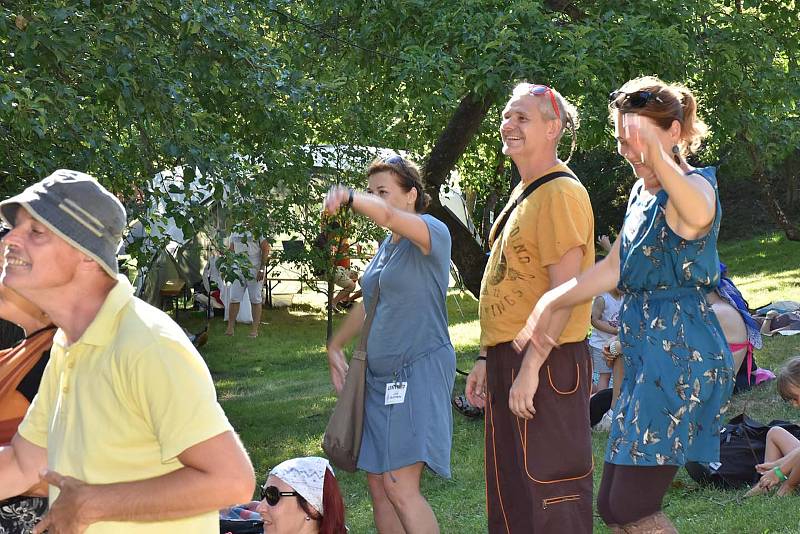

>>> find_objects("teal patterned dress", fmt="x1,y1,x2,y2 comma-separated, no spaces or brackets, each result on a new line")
606,167,734,467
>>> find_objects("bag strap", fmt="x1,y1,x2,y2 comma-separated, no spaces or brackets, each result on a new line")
490,171,577,244
356,235,403,353
0,326,56,402
356,283,379,353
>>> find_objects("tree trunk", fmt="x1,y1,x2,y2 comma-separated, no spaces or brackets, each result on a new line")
422,91,496,297
744,139,800,241
753,172,800,241
481,190,498,250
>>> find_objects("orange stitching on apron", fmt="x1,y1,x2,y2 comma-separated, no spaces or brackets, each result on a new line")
521,415,595,483
542,494,581,509
511,370,595,484
488,392,511,534
546,363,580,394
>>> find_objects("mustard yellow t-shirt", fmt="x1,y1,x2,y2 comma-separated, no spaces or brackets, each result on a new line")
479,163,595,347
18,276,233,533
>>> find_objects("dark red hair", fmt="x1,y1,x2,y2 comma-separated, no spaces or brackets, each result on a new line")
298,468,347,534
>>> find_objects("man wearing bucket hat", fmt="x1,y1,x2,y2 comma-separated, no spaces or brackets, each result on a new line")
0,170,255,533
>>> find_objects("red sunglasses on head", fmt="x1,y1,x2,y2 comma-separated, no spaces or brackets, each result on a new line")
528,84,561,120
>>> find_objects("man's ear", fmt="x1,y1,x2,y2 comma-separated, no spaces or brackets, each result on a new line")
546,119,561,141
77,254,104,273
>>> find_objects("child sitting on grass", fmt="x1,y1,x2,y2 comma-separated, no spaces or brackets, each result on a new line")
746,356,800,497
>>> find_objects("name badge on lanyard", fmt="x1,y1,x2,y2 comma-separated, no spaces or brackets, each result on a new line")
385,382,408,405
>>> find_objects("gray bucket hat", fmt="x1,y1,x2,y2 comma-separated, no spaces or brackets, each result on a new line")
0,169,126,277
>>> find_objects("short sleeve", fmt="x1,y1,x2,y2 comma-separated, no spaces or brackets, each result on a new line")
692,166,717,189
536,190,593,268
421,214,452,268
17,356,58,448
129,339,233,462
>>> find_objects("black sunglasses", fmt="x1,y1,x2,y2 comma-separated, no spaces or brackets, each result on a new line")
383,154,418,186
385,154,409,172
608,90,663,108
261,485,301,506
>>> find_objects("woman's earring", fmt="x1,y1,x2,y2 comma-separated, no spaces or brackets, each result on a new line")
672,145,681,165
305,516,311,521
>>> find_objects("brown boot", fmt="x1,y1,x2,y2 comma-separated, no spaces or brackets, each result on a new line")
620,512,677,533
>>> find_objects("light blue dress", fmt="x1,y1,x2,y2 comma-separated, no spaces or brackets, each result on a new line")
357,214,456,478
607,167,735,467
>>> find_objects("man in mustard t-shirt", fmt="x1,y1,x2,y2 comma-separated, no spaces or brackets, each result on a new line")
0,170,255,533
466,84,595,533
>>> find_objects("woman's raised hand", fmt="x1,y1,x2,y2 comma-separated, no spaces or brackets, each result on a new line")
620,113,667,169
323,185,351,215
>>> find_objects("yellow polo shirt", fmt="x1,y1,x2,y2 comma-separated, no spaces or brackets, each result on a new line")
18,276,233,533
479,163,595,347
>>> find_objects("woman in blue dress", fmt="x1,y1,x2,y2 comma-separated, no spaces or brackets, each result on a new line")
324,155,456,534
517,77,734,533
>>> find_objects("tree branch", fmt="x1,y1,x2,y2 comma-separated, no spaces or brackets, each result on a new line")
543,0,586,21
422,91,496,296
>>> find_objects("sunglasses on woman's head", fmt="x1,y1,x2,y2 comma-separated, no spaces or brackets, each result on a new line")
527,84,561,120
608,90,664,108
383,154,416,182
385,154,408,169
261,485,301,506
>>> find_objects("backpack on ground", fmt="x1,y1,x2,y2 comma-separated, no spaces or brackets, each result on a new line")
685,413,800,489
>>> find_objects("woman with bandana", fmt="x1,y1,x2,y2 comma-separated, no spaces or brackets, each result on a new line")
223,457,347,534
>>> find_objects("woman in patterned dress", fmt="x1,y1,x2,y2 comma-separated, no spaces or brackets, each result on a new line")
516,76,734,533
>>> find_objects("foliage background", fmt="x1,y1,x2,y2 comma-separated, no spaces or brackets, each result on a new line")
1,0,798,290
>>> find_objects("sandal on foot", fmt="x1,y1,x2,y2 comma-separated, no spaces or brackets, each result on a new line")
452,394,484,418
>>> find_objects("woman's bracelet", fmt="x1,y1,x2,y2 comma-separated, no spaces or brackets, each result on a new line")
476,356,487,361
774,466,788,482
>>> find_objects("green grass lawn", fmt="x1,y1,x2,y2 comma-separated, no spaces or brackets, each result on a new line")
191,232,800,533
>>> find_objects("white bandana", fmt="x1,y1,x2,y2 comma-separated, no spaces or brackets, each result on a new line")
269,456,333,515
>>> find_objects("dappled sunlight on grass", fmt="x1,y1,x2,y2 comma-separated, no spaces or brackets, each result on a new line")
731,268,800,306
720,232,800,304
288,307,327,318
216,375,330,402
449,319,481,351
758,234,784,245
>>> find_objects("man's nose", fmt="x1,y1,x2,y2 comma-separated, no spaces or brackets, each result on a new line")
2,227,21,248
